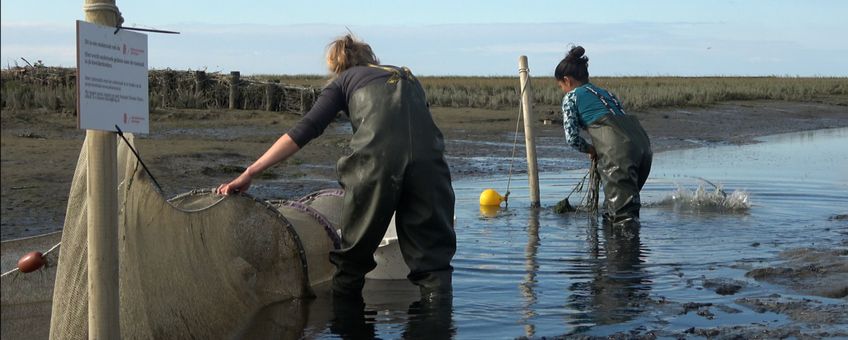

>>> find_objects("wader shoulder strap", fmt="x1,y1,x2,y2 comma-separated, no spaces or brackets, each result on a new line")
585,85,627,115
366,64,417,84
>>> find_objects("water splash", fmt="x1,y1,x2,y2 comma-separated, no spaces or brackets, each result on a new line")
652,182,751,211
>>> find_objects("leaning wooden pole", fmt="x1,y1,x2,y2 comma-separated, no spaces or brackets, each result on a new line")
519,56,540,207
83,0,121,338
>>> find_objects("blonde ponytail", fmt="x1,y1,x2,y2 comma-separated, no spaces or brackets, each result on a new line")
326,34,379,75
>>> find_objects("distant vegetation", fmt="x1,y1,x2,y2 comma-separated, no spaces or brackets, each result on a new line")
1,67,319,113
246,74,848,111
3,66,846,113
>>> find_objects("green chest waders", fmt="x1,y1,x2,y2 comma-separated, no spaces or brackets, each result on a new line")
330,66,456,297
585,102,652,224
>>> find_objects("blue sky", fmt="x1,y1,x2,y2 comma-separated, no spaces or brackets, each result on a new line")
2,0,846,76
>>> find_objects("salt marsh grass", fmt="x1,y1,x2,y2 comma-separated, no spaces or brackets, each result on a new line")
264,75,848,111
3,67,846,113
418,76,848,111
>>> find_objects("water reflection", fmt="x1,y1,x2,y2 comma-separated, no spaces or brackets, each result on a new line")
239,279,456,339
330,295,374,339
566,221,651,330
479,205,501,218
235,297,312,339
520,208,540,337
331,280,457,339
402,294,455,339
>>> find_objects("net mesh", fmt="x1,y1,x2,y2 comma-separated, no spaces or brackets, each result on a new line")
271,201,337,287
38,134,342,339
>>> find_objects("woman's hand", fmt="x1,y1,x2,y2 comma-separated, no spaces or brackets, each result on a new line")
587,145,598,162
215,134,302,196
217,172,253,195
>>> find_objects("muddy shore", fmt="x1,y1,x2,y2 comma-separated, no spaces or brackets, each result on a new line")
2,100,847,240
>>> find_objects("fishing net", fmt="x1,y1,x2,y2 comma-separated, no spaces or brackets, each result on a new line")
1,135,373,339
294,188,345,229
270,198,341,287
37,134,341,339
555,158,601,214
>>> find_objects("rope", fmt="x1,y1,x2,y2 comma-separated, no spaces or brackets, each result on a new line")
115,125,164,194
0,267,18,277
504,100,522,204
505,68,531,206
557,157,600,215
566,168,591,201
82,2,125,26
586,158,600,214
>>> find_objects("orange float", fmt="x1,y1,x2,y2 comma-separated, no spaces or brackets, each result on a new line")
17,251,45,273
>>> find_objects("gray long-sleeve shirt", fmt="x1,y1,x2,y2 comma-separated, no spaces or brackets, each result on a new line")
287,65,398,147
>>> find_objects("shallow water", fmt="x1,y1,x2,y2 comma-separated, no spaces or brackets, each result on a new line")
274,128,848,339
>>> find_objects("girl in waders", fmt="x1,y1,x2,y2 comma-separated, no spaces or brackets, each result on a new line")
217,35,456,300
556,46,652,226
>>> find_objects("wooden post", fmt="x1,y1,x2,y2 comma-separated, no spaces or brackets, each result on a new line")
83,0,121,338
161,71,175,108
264,83,278,111
518,56,540,207
229,71,240,110
194,71,207,98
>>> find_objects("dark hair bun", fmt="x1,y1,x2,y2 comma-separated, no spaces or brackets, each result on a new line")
565,46,587,64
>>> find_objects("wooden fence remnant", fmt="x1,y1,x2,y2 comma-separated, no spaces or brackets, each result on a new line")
0,67,320,114
229,71,240,110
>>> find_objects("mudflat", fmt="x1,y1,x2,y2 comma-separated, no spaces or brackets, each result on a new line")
2,100,847,240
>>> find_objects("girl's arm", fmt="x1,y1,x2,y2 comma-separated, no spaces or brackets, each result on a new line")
562,92,592,154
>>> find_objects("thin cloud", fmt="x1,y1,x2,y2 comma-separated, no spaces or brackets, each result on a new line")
459,43,565,54
1,21,845,76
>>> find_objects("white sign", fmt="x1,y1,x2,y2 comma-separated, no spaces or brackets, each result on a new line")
77,20,149,134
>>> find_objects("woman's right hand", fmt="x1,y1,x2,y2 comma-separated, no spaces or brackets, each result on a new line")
215,133,302,196
588,145,598,162
217,172,253,195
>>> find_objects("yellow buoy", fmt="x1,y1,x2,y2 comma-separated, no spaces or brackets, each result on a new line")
479,188,505,206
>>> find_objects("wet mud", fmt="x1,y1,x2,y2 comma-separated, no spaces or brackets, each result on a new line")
540,293,848,340
745,248,848,299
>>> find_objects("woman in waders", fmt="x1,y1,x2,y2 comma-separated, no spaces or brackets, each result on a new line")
556,46,652,226
217,35,456,301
